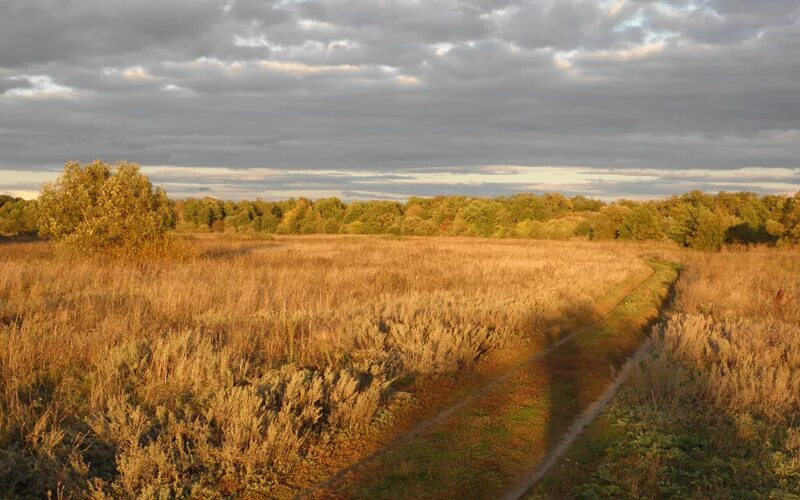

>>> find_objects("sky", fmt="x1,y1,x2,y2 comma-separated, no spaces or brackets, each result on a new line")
1,0,799,201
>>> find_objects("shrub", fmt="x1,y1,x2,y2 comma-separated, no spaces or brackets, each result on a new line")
37,160,174,257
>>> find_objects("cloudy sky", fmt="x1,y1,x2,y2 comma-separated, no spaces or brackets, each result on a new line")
1,0,799,200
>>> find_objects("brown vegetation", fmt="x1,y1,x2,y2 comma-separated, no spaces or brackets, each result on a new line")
533,246,800,497
639,248,800,422
626,249,800,495
0,235,646,497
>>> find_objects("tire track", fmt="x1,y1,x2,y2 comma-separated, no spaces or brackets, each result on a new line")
298,264,657,499
502,339,653,499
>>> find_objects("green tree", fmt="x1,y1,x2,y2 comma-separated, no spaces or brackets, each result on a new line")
428,196,468,234
684,206,729,251
37,160,173,256
277,198,321,234
779,192,800,245
401,216,436,236
343,201,403,234
315,197,346,233
455,199,506,237
570,195,604,212
0,197,38,235
619,204,663,241
588,205,630,240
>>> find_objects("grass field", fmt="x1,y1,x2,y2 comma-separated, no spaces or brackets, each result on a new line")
0,235,650,498
314,259,678,499
2,235,797,498
531,247,800,498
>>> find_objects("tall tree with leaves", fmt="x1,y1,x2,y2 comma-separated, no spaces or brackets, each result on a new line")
38,160,174,256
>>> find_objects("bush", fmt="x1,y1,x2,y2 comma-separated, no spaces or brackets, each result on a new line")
37,160,174,256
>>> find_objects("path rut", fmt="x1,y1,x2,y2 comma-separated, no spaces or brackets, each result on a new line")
302,260,678,499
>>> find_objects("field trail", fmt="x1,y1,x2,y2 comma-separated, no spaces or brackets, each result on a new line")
301,259,679,499
502,338,654,499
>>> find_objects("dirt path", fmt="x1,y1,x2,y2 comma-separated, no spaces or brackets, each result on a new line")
502,339,654,499
302,260,678,499
297,266,654,499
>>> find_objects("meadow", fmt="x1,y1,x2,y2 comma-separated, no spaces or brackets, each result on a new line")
0,235,648,497
531,246,800,497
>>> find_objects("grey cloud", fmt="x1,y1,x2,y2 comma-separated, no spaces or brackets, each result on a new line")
1,0,799,199
641,0,800,44
0,76,32,93
0,1,227,67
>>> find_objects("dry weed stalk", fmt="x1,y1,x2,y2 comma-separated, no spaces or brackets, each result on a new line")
0,235,645,496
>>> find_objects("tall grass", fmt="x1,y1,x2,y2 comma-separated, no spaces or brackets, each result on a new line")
639,248,800,420
611,247,800,496
0,235,645,497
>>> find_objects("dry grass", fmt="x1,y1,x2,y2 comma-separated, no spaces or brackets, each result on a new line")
0,235,646,497
527,246,800,498
636,248,800,421
614,247,800,495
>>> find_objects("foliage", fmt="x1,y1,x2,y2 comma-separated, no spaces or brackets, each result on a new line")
75,182,788,250
0,196,37,236
36,160,173,256
5,159,800,251
619,204,663,241
126,188,800,250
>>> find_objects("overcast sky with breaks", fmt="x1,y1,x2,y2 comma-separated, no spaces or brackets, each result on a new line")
1,0,799,200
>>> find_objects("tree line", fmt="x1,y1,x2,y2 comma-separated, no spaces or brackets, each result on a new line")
0,194,38,237
2,161,800,251
172,190,800,250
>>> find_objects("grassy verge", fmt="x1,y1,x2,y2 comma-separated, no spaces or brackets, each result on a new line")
527,395,800,499
313,260,679,499
529,253,800,499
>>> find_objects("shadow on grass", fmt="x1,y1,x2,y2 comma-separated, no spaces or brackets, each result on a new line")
530,260,680,498
0,234,40,245
304,261,680,499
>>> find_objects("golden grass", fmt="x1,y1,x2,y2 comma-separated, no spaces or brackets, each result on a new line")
635,247,800,421
0,235,646,497
525,246,800,498
607,246,800,495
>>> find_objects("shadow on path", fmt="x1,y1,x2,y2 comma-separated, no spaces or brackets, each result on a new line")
301,260,679,499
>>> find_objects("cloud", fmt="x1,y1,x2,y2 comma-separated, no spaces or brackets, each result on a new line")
3,165,797,201
584,40,666,61
2,75,78,99
394,74,423,86
0,0,798,198
257,59,361,75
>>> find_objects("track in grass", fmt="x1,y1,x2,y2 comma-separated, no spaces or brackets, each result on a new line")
503,339,654,499
302,259,679,499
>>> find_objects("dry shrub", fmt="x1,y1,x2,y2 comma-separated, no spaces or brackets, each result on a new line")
654,313,800,421
0,235,646,496
629,248,800,418
620,246,800,494
653,248,800,421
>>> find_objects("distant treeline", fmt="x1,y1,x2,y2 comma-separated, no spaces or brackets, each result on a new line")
3,190,800,250
0,195,37,237
173,190,800,250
